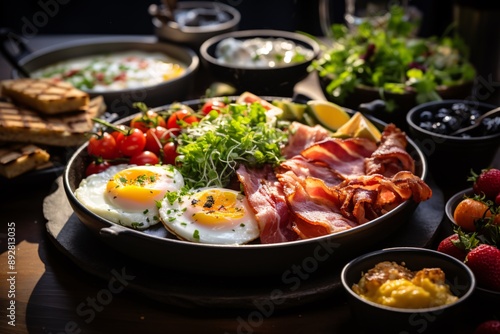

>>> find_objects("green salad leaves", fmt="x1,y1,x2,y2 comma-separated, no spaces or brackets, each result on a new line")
312,6,476,110
176,102,287,189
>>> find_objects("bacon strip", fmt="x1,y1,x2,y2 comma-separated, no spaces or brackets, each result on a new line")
236,164,298,243
301,137,377,178
277,171,357,239
365,124,415,176
282,122,331,159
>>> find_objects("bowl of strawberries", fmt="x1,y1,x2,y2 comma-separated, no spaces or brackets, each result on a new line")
438,168,500,300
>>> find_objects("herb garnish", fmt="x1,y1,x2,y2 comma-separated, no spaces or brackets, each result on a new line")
176,102,287,188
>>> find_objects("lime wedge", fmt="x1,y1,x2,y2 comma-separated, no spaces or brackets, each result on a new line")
306,100,351,131
272,100,307,121
333,112,382,142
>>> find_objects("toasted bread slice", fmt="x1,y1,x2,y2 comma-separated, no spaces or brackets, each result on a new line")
1,78,89,114
0,96,105,147
0,143,51,179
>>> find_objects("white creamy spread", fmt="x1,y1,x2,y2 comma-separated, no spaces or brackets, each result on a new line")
215,37,314,68
31,51,186,91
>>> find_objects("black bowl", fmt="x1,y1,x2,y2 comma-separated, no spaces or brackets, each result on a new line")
341,247,476,334
199,30,320,96
10,36,199,112
152,1,241,48
406,100,500,189
63,98,428,277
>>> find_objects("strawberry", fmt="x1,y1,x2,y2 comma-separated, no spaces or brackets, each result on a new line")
465,244,500,291
469,168,500,201
437,234,468,261
474,320,500,334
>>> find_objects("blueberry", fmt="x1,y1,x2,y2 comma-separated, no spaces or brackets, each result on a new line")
431,122,447,134
419,121,433,131
442,115,460,131
470,109,482,121
419,110,434,122
436,107,451,120
482,117,500,135
451,103,470,114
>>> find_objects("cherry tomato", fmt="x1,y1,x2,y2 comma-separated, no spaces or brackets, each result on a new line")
85,160,111,176
145,126,171,154
130,111,166,133
167,110,189,131
130,151,160,166
161,142,178,165
183,115,200,125
166,110,199,135
118,128,146,157
87,132,119,159
201,100,226,115
110,130,125,147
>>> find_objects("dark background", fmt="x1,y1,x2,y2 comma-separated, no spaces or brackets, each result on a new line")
0,0,458,36
0,0,498,104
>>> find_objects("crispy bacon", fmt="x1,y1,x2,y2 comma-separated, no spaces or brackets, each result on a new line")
277,170,357,238
236,122,432,243
365,124,415,176
236,164,299,243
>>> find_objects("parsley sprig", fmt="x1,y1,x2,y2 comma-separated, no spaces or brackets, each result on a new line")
176,102,287,189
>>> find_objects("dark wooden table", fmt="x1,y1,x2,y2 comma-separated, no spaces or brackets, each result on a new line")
0,35,499,334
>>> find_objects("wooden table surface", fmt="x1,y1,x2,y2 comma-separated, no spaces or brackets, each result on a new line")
0,35,499,334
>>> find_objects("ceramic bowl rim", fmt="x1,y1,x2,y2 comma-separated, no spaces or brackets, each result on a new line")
199,29,321,70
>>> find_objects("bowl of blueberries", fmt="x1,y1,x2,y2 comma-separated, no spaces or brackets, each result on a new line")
407,100,500,188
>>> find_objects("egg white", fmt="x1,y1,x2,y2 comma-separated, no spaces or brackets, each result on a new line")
159,187,260,245
75,164,184,229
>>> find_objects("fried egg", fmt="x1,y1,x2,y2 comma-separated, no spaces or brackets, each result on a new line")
75,164,184,229
159,187,260,245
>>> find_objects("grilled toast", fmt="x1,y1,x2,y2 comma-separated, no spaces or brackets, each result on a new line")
1,78,89,114
0,143,51,179
0,95,105,147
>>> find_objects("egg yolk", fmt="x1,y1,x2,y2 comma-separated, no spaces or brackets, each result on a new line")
106,168,164,210
190,190,245,225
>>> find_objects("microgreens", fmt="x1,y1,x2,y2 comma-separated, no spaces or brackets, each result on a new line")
176,102,287,188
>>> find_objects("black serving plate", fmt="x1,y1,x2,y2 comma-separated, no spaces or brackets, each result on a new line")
62,97,429,277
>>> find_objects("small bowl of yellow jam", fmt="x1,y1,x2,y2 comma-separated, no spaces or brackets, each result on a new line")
341,247,476,334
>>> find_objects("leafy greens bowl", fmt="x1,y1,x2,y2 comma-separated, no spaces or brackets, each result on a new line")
312,6,475,125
